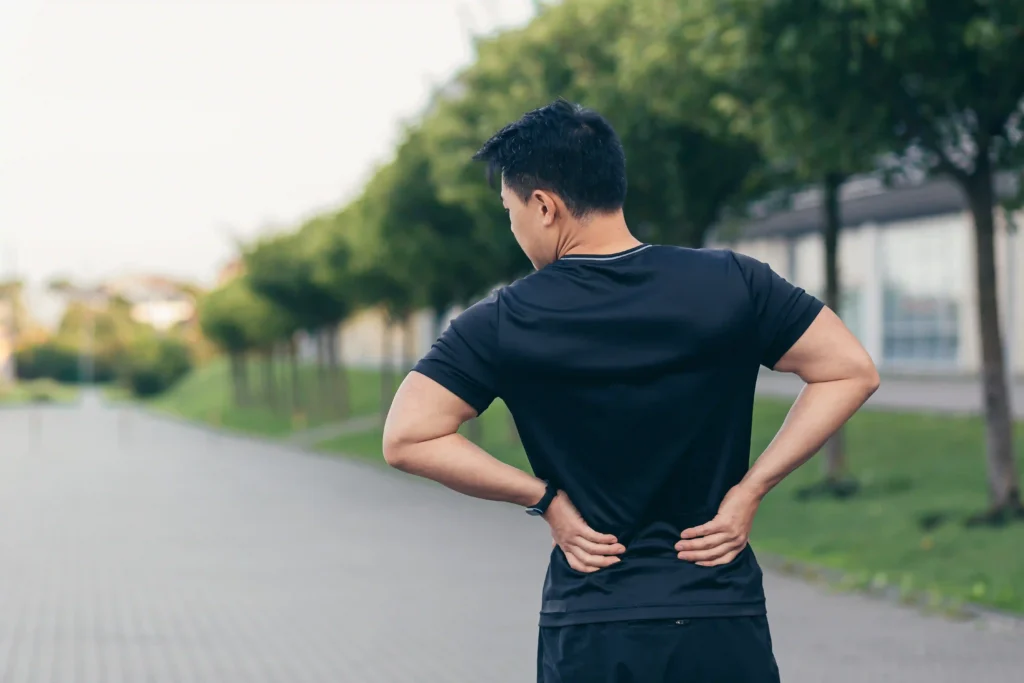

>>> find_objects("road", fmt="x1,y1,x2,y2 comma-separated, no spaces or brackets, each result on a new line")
0,397,1019,682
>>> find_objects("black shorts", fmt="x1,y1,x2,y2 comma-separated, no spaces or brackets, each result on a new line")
537,616,781,682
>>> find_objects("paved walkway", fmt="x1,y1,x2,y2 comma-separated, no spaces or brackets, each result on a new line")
758,370,1024,418
284,414,381,449
0,397,1020,682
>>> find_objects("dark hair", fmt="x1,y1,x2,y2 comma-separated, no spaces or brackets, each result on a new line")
472,98,627,219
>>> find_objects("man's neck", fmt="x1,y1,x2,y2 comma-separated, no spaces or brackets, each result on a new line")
558,213,641,259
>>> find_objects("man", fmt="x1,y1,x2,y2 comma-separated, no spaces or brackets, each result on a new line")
382,99,879,682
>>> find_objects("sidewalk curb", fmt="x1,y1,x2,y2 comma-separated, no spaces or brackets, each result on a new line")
757,553,1024,632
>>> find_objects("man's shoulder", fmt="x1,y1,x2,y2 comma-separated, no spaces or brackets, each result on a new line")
648,244,739,265
497,246,744,295
640,245,748,284
453,288,500,326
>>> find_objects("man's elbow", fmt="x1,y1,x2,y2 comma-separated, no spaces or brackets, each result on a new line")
381,428,413,471
857,355,881,398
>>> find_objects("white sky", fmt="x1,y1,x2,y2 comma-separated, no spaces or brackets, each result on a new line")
0,0,535,302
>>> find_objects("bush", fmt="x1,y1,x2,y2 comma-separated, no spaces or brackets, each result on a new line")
14,340,119,384
121,334,193,397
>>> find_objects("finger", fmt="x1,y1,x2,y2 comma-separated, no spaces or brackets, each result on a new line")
675,532,731,552
571,545,621,569
680,519,726,539
573,536,626,556
697,547,745,567
564,551,593,573
576,525,619,546
568,545,621,570
677,542,741,563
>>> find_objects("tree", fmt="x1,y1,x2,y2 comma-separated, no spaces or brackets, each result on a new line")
199,281,255,407
425,0,763,251
302,213,357,420
738,0,1024,518
121,332,193,397
245,224,353,418
342,194,419,419
611,0,767,246
55,295,142,384
709,0,899,494
199,278,294,410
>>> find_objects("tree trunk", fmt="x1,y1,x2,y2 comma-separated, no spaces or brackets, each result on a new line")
237,353,251,407
327,325,349,419
403,313,417,372
288,336,302,415
380,320,395,420
229,352,245,406
822,172,851,485
965,160,1022,516
315,329,329,419
261,349,277,411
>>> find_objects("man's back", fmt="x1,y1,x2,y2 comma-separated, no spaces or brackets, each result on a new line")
415,243,823,625
387,99,876,682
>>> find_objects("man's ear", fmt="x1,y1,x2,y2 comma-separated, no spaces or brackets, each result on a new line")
533,190,558,226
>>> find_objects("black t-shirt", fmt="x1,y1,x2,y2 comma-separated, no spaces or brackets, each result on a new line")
413,244,823,626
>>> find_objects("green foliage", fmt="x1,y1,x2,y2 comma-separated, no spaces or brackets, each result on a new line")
245,221,350,330
17,300,193,396
199,277,295,353
15,340,117,384
44,299,143,382
120,333,193,397
705,0,895,182
360,128,498,314
725,0,1024,180
419,0,763,249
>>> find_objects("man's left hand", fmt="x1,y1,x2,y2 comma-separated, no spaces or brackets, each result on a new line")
676,484,761,566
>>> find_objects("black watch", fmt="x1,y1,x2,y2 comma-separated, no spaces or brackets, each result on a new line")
525,482,559,516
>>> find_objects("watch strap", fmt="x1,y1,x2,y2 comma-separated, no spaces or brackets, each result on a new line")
526,482,558,516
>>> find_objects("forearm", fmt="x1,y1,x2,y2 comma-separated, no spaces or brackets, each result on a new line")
384,433,547,508
740,375,877,498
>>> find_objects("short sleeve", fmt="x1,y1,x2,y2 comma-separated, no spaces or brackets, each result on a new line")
412,291,501,414
731,251,824,369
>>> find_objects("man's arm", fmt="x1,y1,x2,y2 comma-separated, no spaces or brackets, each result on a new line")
677,307,879,565
383,371,547,506
383,371,625,572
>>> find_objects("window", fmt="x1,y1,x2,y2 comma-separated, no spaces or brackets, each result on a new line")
880,219,965,367
882,290,959,363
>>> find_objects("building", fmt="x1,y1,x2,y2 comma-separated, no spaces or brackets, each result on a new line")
335,307,450,369
319,175,1024,379
713,176,1023,377
101,275,197,332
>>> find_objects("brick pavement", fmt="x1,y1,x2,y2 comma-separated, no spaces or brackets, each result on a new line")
0,399,1019,682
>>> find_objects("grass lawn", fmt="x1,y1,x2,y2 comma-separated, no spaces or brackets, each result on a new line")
321,398,1024,613
0,379,80,405
149,358,385,438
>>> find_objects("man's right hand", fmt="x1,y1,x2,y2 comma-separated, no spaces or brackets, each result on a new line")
544,491,625,573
